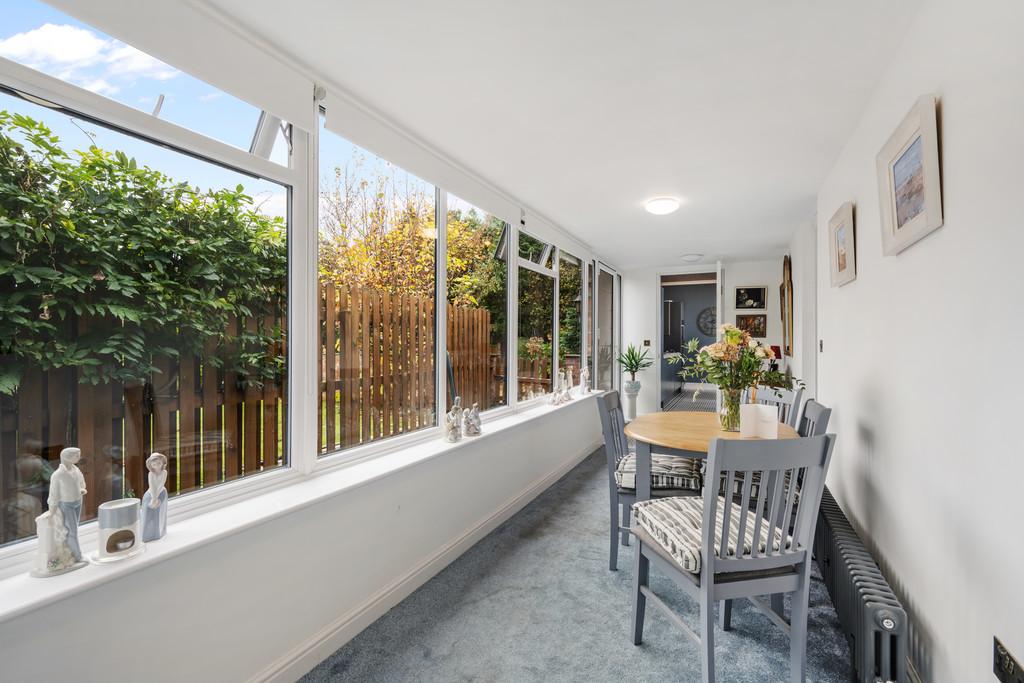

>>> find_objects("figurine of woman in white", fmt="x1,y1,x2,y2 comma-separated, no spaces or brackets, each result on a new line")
445,397,464,443
464,403,481,436
140,452,168,542
32,447,88,577
579,366,591,394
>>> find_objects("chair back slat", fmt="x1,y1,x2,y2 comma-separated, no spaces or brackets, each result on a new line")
797,399,832,437
704,434,835,573
596,391,630,480
745,385,804,428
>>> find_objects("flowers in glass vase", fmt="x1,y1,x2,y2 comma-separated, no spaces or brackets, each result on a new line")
668,324,793,431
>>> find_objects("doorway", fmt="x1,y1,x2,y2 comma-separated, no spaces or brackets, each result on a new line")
658,271,718,409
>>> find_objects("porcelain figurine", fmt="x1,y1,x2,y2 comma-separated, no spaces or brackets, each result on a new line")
578,366,591,394
32,447,88,577
464,403,481,436
563,368,575,401
140,452,168,542
445,397,463,443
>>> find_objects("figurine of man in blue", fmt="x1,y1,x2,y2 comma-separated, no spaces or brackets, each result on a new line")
47,447,87,562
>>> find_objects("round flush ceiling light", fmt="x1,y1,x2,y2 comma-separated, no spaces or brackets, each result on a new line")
680,253,703,263
644,197,681,215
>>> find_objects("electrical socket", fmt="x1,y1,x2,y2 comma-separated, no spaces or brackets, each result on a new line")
995,637,1024,683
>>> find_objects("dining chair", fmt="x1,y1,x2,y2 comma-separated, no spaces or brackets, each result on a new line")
630,433,836,683
796,399,831,437
746,385,804,428
596,391,702,571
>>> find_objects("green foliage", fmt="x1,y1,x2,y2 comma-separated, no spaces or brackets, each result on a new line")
668,325,796,393
0,112,287,395
616,344,653,381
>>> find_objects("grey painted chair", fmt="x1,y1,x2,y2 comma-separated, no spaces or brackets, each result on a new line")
796,399,831,437
596,391,701,571
630,433,836,683
745,386,804,428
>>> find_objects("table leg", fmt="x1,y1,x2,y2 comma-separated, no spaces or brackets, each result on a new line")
636,440,652,502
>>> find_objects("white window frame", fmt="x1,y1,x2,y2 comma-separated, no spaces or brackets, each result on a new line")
0,57,621,576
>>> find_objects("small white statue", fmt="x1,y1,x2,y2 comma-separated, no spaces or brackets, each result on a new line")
464,403,481,436
563,368,575,401
140,452,168,542
579,366,591,394
32,447,88,577
445,397,464,443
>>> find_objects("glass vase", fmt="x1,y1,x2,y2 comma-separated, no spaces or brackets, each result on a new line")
719,388,742,432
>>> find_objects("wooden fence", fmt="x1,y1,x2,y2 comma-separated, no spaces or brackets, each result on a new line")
0,313,285,545
0,282,558,545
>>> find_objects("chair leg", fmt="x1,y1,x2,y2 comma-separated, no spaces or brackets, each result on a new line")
621,503,631,546
718,599,732,631
609,496,620,571
789,573,811,683
699,582,715,683
771,593,785,620
632,545,649,645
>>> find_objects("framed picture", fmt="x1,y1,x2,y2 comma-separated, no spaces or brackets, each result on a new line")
736,314,767,338
876,95,943,255
734,286,767,310
829,202,856,287
781,255,793,357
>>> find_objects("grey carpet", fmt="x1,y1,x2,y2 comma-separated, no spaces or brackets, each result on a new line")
302,450,851,682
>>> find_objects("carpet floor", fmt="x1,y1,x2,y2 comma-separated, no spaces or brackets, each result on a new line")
302,449,851,682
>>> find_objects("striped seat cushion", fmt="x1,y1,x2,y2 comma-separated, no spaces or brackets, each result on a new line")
632,496,788,574
615,453,701,491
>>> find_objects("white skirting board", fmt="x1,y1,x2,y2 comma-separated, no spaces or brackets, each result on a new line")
253,438,603,683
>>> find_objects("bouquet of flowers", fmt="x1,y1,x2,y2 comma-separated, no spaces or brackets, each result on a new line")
669,324,793,431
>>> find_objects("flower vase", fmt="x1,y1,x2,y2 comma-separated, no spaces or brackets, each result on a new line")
720,388,742,432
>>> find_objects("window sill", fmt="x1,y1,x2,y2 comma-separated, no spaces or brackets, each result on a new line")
0,392,602,624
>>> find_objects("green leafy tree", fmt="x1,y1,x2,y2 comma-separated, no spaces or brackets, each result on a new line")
0,112,287,395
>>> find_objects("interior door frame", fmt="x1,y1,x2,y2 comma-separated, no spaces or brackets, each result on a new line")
654,261,723,408
594,261,619,392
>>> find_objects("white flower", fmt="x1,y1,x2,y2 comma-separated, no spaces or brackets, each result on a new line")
755,347,766,358
748,339,757,348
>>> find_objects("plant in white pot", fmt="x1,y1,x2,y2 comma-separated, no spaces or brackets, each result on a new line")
616,344,653,420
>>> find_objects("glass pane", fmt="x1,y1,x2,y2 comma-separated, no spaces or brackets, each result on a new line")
587,262,595,387
446,195,507,411
318,118,436,455
517,267,553,400
517,230,552,267
0,91,288,547
597,268,615,391
0,1,263,152
558,252,582,386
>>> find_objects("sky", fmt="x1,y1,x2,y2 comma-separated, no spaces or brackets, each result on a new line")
0,0,490,226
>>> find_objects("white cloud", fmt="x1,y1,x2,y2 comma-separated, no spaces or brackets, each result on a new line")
0,23,179,96
199,92,224,103
254,191,288,221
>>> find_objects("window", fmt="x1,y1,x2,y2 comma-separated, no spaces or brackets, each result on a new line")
517,231,555,400
318,120,437,454
445,195,508,411
587,261,595,387
596,266,616,390
557,252,583,386
0,1,279,155
0,87,289,547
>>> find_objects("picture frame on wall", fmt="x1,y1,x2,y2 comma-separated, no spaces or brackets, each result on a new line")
829,201,857,287
876,94,943,255
781,255,794,357
734,286,767,310
736,314,767,338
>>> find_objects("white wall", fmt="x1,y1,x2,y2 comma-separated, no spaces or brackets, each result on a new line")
814,0,1024,680
0,399,601,682
722,259,784,350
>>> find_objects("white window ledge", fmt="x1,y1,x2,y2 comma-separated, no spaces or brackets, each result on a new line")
0,393,602,624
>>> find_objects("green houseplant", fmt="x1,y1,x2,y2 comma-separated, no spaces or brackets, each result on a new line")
616,344,653,419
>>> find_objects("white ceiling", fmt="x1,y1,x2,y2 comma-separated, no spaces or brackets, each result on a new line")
208,0,921,269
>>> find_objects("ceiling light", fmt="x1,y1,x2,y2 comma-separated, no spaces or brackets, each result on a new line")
644,197,681,215
680,253,703,263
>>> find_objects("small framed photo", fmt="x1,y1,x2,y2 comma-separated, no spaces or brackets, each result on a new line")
829,202,856,287
734,286,767,310
736,314,767,338
876,95,943,255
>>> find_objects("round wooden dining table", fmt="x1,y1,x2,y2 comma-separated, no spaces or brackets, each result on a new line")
624,411,799,502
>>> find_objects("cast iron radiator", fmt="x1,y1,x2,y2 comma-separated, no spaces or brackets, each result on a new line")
814,487,908,683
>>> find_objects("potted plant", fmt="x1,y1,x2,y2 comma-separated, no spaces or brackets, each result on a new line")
616,344,653,419
669,324,793,431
